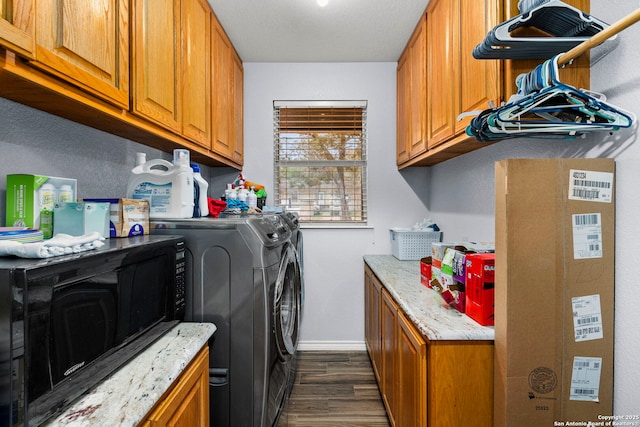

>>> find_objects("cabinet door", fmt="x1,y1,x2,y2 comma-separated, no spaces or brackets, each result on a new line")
144,346,210,426
0,0,34,58
132,0,181,132
211,14,233,159
396,51,410,165
365,268,382,383
396,310,427,427
409,16,427,158
455,0,500,135
230,50,244,164
181,0,211,147
426,0,456,149
34,0,129,108
381,289,398,426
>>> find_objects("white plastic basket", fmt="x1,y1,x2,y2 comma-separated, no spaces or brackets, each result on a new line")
390,228,443,260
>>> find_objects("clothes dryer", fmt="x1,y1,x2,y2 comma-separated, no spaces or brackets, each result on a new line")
151,215,301,427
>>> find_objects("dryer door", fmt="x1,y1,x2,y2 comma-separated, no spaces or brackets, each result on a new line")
273,244,301,359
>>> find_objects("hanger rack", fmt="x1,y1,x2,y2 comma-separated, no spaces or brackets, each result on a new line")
557,7,640,66
464,8,640,143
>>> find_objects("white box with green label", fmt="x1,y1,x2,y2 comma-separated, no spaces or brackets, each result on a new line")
5,174,78,229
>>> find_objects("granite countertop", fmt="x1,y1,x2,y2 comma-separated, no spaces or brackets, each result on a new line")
44,322,216,427
364,255,494,341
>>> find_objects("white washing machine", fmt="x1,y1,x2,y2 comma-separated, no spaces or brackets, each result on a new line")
151,215,301,427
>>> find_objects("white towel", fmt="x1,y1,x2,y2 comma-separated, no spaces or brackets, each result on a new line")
0,232,106,258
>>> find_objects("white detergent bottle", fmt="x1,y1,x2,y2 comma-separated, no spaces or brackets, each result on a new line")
126,149,194,218
191,163,209,217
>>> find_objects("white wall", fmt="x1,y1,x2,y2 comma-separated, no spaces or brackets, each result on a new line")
242,62,433,347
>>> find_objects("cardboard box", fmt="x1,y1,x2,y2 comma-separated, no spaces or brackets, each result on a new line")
53,202,110,237
431,242,459,269
84,198,149,237
465,253,495,326
5,174,77,229
419,256,432,287
494,159,614,427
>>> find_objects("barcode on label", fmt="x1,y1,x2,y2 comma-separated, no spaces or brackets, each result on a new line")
577,316,600,325
572,388,596,395
573,179,611,189
574,214,600,226
572,189,600,199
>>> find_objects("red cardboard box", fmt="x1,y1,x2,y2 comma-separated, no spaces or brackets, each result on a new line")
420,257,432,287
465,253,495,326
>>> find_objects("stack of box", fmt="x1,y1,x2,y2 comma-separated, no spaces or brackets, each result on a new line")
494,158,614,426
427,242,495,315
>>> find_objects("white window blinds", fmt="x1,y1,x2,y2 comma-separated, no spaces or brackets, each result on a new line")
274,101,368,223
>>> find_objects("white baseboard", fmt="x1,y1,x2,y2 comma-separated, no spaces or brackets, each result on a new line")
297,340,367,351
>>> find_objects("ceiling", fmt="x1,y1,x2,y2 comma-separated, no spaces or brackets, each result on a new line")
207,0,430,63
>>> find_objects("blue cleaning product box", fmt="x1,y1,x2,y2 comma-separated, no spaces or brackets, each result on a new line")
53,202,110,238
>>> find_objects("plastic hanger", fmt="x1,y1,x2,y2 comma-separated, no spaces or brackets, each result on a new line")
473,0,614,59
465,56,636,142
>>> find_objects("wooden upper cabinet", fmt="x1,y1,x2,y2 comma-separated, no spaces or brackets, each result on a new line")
409,17,427,158
398,0,590,167
211,16,230,158
396,51,410,165
0,0,35,59
456,0,501,135
132,0,181,132
231,50,244,164
396,15,426,165
211,13,243,164
33,0,129,108
426,0,456,149
181,0,212,148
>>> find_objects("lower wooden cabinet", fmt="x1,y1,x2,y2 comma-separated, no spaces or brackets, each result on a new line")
139,345,210,427
364,263,493,427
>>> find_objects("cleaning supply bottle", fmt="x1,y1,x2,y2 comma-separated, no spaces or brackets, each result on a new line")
191,163,209,217
126,149,194,218
247,187,258,208
237,184,248,203
225,184,237,200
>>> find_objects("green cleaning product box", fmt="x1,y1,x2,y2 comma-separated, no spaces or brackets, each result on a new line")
53,202,110,238
5,174,78,230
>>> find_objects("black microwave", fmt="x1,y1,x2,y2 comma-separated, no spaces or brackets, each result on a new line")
0,235,186,426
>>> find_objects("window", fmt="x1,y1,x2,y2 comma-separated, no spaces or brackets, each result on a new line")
274,100,367,224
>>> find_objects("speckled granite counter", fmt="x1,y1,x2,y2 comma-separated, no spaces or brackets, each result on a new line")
44,322,216,427
364,255,494,341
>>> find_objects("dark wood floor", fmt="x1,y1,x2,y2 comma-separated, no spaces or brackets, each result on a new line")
277,351,391,427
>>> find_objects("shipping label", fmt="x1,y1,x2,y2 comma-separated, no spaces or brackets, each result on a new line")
572,294,603,342
570,356,602,402
568,169,614,203
572,213,603,259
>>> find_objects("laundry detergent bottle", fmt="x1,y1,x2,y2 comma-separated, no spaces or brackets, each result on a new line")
191,163,209,217
126,150,194,218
